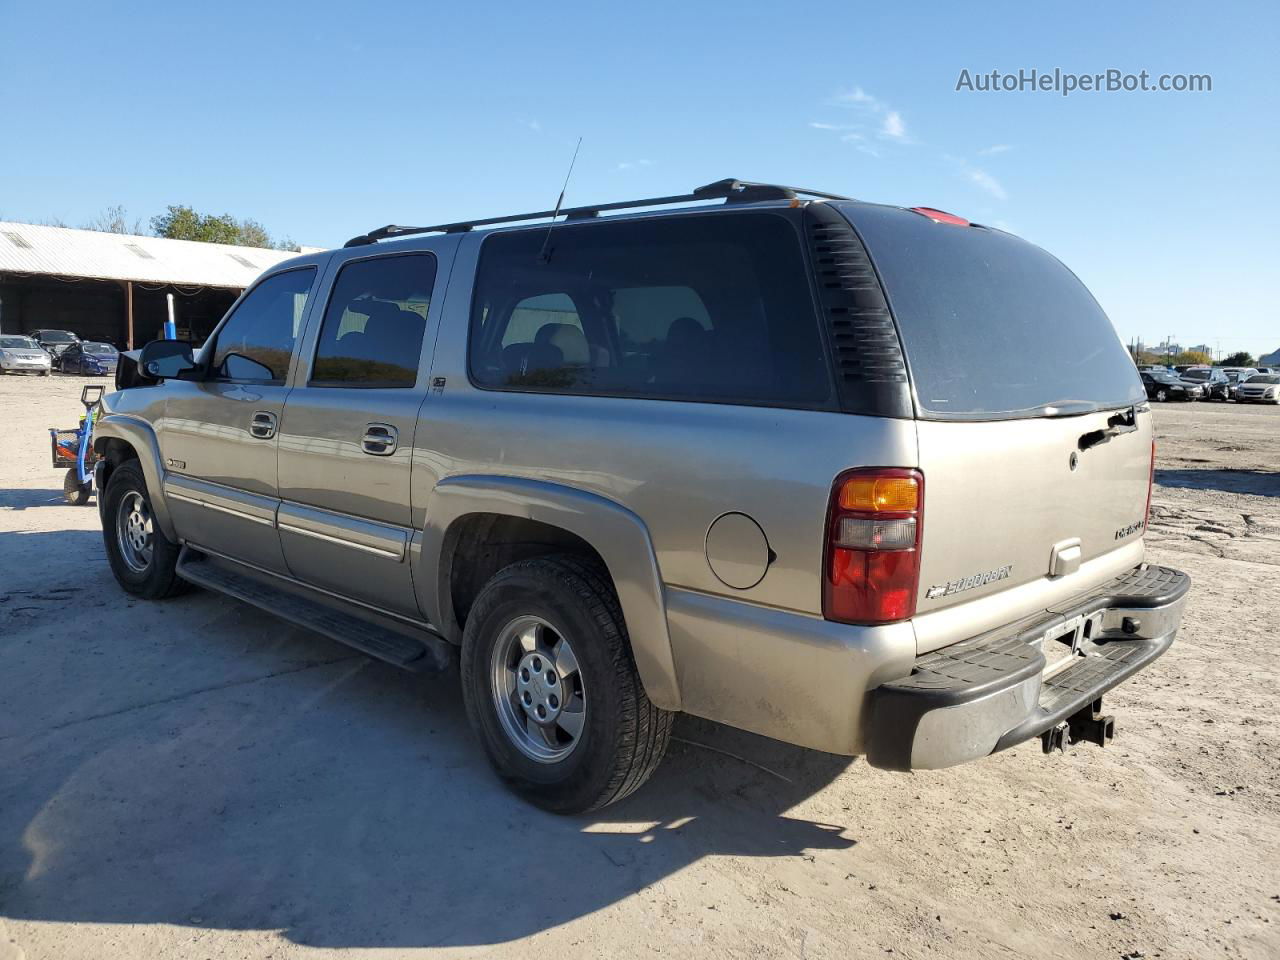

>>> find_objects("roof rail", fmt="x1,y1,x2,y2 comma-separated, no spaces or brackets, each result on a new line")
342,178,852,248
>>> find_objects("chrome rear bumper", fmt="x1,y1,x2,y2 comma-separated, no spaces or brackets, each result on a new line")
865,564,1190,770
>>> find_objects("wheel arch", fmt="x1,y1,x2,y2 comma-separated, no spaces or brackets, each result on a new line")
418,475,681,711
92,414,177,540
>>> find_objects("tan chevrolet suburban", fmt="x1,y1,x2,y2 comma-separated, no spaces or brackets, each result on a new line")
92,178,1190,813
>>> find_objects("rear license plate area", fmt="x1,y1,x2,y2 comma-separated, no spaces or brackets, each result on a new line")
1039,616,1086,676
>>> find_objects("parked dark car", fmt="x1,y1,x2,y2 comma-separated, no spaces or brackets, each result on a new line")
1141,370,1203,401
28,328,81,357
56,340,119,377
1181,367,1231,400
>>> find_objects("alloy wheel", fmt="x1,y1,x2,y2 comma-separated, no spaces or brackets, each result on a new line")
116,490,154,573
490,615,587,763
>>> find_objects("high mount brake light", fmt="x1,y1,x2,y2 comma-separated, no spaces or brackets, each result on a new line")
824,468,924,625
908,206,970,226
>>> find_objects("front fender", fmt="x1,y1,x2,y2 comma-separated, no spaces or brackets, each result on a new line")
92,413,177,541
418,475,681,712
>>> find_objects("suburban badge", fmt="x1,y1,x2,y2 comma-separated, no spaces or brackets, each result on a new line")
926,564,1013,600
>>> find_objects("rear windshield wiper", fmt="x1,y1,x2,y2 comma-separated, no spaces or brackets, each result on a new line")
1077,406,1138,452
1010,399,1102,418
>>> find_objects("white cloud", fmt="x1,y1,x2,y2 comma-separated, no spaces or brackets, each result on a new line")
978,143,1012,156
839,131,865,142
966,168,1007,200
856,144,881,159
616,159,653,171
827,87,913,144
521,119,542,133
836,86,880,107
881,111,907,142
809,121,844,131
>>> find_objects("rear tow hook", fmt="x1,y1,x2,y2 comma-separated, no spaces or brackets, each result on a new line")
1041,698,1117,754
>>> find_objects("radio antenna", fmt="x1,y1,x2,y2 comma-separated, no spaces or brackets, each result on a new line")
537,136,582,264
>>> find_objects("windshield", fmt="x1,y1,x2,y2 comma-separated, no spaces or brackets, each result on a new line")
82,342,117,354
41,331,77,343
0,336,38,349
1183,369,1212,380
841,204,1144,419
1150,372,1180,383
1246,375,1280,384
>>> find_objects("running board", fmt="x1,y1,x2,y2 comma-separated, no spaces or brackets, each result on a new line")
176,547,453,672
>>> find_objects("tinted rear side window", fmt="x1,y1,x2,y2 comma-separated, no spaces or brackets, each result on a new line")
469,213,833,408
311,253,436,387
841,204,1144,419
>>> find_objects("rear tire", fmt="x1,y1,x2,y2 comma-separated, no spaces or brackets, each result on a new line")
101,459,189,599
460,555,672,814
63,468,92,506
1155,388,1168,402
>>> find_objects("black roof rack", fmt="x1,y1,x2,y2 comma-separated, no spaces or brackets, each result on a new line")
342,178,852,248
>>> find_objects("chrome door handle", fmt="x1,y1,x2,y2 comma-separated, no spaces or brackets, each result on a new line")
249,410,277,439
361,423,398,456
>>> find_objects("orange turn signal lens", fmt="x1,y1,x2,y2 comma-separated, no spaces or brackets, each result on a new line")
838,475,919,512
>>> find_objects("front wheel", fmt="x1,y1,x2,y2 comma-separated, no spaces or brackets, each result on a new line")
461,555,673,814
101,460,188,599
1155,389,1168,402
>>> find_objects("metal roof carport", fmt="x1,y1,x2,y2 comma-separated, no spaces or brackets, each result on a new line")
0,221,303,348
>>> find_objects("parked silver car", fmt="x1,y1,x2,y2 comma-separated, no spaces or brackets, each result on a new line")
90,179,1190,812
1234,373,1280,404
0,334,53,375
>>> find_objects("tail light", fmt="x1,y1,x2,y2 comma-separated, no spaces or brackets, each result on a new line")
823,468,923,624
1144,439,1156,531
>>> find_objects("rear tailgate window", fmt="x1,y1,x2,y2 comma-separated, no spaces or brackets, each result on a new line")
837,203,1144,420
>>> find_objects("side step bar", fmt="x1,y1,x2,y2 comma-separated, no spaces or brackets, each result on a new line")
176,547,453,672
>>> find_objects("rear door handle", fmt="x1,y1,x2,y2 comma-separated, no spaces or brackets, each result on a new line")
249,410,277,439
362,423,398,456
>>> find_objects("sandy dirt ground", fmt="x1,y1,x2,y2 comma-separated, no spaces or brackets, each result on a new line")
1,376,1277,960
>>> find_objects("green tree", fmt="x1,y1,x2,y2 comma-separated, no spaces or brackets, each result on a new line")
1222,351,1256,367
1172,350,1212,366
150,205,293,249
236,218,273,248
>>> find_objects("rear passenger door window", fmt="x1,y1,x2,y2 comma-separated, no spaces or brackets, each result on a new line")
468,213,834,408
311,253,437,387
211,267,316,382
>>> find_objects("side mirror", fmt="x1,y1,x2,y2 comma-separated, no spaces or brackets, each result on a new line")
138,339,196,380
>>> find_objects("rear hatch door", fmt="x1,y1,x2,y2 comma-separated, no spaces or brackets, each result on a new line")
838,203,1152,640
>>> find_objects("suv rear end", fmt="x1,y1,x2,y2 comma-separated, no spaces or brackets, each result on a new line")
804,200,1187,767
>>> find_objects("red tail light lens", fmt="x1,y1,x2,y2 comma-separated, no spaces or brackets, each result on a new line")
824,468,923,624
1144,439,1156,531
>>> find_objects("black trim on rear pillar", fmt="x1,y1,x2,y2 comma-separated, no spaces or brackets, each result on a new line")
803,203,912,419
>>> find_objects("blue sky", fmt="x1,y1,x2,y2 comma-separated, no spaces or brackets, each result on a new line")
1,0,1276,355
